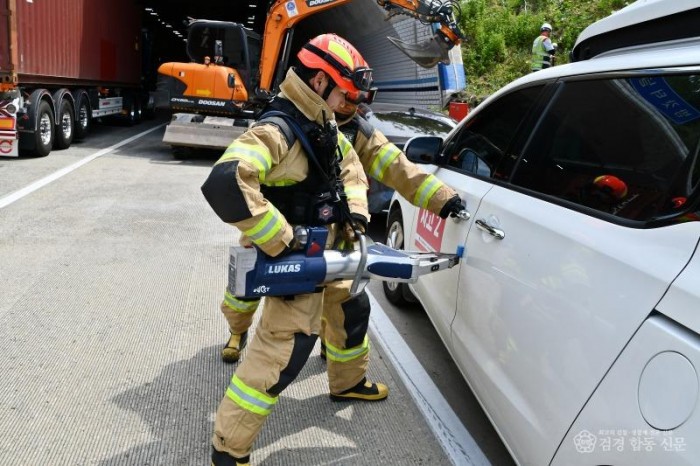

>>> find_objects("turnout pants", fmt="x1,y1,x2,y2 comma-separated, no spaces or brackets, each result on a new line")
213,292,323,458
220,279,371,393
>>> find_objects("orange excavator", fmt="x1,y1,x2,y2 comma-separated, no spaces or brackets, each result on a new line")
155,0,464,153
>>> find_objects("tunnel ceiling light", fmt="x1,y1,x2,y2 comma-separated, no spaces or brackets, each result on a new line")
145,7,153,12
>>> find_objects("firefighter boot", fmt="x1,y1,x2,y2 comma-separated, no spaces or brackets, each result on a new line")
221,331,248,363
330,377,389,402
212,448,249,466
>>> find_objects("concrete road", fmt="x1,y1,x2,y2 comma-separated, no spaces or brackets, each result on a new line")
0,119,513,465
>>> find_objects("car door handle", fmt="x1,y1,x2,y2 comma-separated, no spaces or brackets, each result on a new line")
475,219,505,239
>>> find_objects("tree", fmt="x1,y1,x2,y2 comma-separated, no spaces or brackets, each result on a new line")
456,0,631,98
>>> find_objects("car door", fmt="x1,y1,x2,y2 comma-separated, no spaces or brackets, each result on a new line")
451,74,700,465
408,84,548,351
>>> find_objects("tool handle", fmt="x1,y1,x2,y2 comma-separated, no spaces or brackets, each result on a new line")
349,231,367,296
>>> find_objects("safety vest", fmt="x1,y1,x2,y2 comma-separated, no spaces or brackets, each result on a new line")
531,35,552,71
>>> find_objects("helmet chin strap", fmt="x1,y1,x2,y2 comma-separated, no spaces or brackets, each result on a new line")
322,78,336,100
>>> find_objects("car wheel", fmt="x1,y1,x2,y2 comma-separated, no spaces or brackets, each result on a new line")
383,208,416,306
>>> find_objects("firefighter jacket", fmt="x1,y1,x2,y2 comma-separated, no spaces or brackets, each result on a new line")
202,68,369,257
339,112,457,216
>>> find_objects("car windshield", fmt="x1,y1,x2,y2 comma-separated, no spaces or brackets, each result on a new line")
361,105,455,145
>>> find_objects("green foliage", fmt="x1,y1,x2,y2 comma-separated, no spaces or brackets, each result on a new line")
456,0,633,99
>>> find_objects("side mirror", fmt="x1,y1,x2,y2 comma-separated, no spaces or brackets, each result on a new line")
228,73,235,88
404,136,443,164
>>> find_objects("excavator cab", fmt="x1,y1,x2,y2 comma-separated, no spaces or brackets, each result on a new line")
186,20,261,93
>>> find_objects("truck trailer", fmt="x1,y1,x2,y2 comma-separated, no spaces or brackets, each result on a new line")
0,0,146,157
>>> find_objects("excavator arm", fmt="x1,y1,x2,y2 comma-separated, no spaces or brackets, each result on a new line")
259,0,463,94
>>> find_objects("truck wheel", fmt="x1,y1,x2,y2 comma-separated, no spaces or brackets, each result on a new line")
74,96,91,140
382,208,417,306
54,99,75,150
123,97,137,126
32,101,54,157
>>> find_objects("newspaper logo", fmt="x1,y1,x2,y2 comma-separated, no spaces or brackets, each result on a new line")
574,430,597,453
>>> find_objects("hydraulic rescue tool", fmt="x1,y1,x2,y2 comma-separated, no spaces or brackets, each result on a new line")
228,227,459,299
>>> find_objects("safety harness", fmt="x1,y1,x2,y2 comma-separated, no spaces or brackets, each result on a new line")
255,97,358,230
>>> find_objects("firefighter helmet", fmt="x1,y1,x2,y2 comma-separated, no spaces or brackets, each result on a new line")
298,34,373,94
593,175,628,200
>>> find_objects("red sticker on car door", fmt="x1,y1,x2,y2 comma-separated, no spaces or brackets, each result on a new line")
414,208,445,252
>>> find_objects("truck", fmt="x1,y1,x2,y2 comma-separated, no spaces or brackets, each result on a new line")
0,0,148,157
155,0,465,155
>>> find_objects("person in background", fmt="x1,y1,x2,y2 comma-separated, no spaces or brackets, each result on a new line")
531,22,556,72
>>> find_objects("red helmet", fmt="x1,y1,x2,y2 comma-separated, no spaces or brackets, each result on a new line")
593,175,628,200
297,34,373,95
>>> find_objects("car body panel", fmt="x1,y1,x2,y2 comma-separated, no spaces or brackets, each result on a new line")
553,314,700,465
451,185,698,464
405,169,492,342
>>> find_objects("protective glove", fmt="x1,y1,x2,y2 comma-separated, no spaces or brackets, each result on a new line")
439,195,466,219
341,214,368,245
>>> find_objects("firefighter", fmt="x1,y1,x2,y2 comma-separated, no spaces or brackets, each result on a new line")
218,87,466,403
531,22,556,72
202,34,375,466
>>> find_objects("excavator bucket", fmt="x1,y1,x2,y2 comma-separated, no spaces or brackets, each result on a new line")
387,33,452,69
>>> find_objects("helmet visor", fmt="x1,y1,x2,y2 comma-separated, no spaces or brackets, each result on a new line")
351,68,374,92
347,87,377,105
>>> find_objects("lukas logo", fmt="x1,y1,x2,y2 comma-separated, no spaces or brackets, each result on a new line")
307,0,335,6
253,285,270,294
266,263,302,274
198,99,226,107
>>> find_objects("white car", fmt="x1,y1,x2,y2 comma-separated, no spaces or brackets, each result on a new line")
384,1,700,464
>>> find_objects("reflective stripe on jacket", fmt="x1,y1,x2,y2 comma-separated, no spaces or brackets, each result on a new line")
351,116,457,215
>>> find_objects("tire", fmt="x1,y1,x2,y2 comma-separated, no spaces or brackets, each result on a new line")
124,97,137,126
134,99,143,123
74,96,91,140
31,100,54,157
171,146,192,160
382,208,416,306
54,99,74,150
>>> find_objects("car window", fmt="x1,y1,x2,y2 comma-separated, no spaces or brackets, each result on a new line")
444,85,545,181
511,74,700,223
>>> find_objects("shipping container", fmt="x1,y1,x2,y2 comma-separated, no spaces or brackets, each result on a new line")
0,0,146,157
